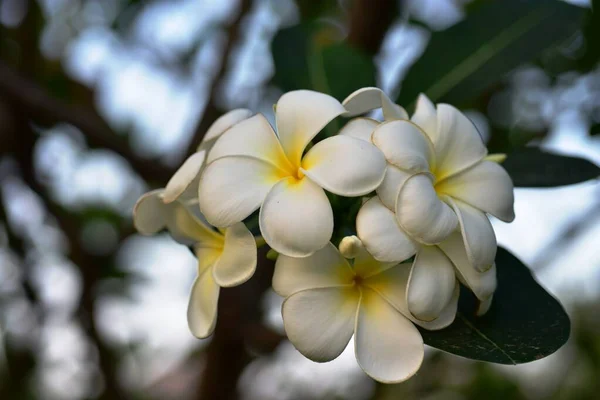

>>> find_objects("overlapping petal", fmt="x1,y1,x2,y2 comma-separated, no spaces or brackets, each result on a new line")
376,166,412,211
133,190,168,235
198,156,287,227
171,202,223,247
260,177,333,257
436,160,515,222
437,231,497,301
410,94,438,145
212,222,257,287
276,90,345,167
301,135,386,196
355,288,423,383
372,120,434,173
339,118,379,142
283,287,359,362
356,197,417,262
446,197,496,272
201,108,253,146
163,151,207,203
342,87,409,120
396,174,458,244
273,242,354,297
406,246,456,321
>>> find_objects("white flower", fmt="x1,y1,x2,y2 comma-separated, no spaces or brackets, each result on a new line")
342,89,514,319
198,90,387,257
133,199,257,338
273,236,458,383
160,109,253,204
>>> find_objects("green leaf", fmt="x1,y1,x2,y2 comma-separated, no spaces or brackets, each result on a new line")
502,148,600,187
421,247,570,364
397,0,585,106
271,23,376,101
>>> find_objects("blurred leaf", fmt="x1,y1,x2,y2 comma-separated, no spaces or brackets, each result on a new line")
421,247,570,364
271,23,376,100
502,148,600,187
397,0,585,106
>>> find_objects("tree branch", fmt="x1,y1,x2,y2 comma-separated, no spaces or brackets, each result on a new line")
346,0,401,55
184,0,252,157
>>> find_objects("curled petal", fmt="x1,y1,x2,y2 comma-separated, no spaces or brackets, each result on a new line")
396,174,458,244
411,93,438,145
356,197,417,263
133,190,168,235
187,267,220,339
355,288,424,383
259,177,333,257
163,151,206,204
170,203,223,246
446,197,496,272
198,156,286,227
342,87,409,120
407,246,456,321
207,114,293,172
438,231,497,301
432,104,487,180
376,166,412,211
436,160,515,222
200,108,253,146
301,135,386,196
339,117,379,142
372,120,434,173
212,222,257,287
276,90,345,167
363,263,458,331
283,287,359,362
273,242,354,297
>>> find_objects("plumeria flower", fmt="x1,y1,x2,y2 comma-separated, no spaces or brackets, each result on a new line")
133,199,257,338
341,89,514,319
198,90,387,257
273,235,458,383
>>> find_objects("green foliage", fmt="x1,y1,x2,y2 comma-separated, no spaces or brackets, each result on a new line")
502,148,600,187
420,247,570,364
271,23,377,101
397,0,584,107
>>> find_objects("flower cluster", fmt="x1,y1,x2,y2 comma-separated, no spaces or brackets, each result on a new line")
133,88,515,383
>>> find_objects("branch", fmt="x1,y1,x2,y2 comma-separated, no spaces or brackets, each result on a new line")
184,0,252,156
346,0,401,55
0,60,174,184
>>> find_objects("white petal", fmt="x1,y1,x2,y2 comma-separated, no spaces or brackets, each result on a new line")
342,87,409,120
355,288,424,383
283,287,359,362
438,232,497,301
301,135,386,196
477,294,494,316
133,190,168,235
163,151,206,204
198,156,286,227
372,120,433,173
407,246,456,321
436,160,515,222
432,104,487,180
201,108,253,145
187,267,220,339
339,117,379,142
273,242,354,297
169,202,224,247
207,114,293,172
363,262,458,330
446,197,496,272
396,174,458,244
259,177,333,257
376,166,412,210
212,222,257,287
276,90,346,167
410,93,438,145
356,197,417,262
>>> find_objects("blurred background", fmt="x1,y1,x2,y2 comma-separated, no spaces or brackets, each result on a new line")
0,0,599,399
